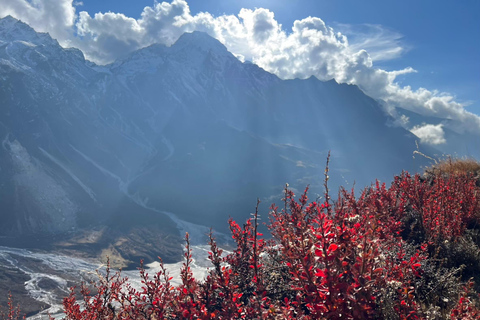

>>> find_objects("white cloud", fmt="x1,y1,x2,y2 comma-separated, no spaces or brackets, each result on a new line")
335,23,408,62
74,11,145,62
392,114,410,127
1,0,479,138
411,124,447,145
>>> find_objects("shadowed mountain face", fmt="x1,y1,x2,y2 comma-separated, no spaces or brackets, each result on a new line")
0,16,432,238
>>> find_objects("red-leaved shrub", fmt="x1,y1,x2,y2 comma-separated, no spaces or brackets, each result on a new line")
24,159,480,319
0,293,24,320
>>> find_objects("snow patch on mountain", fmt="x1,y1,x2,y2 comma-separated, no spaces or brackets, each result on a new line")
6,139,77,233
38,147,97,203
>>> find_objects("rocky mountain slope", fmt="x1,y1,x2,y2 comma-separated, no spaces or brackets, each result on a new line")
0,16,433,249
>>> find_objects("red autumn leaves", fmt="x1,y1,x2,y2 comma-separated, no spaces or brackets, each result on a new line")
5,168,476,320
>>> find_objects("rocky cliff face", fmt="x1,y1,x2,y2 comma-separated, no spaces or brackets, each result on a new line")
0,16,433,238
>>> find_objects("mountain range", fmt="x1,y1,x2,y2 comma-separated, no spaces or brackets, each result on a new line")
0,16,436,259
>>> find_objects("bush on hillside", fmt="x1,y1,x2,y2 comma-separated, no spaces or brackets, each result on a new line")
0,294,23,320
423,157,480,185
4,158,480,319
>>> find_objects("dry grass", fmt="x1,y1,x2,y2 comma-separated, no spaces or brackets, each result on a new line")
424,157,480,177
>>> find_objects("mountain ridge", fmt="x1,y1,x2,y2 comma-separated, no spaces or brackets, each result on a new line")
0,16,434,256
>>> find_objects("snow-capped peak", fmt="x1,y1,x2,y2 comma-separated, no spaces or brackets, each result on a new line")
0,15,58,47
0,15,18,29
171,31,232,58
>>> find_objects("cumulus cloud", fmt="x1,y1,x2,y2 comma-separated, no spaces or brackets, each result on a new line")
74,11,145,62
1,0,479,143
411,124,447,145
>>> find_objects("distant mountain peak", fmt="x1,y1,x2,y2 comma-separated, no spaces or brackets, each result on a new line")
0,17,448,242
172,31,230,56
111,32,235,74
0,15,18,25
0,15,30,35
0,15,57,46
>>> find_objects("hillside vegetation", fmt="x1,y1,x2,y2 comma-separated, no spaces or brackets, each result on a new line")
424,157,480,180
3,158,480,319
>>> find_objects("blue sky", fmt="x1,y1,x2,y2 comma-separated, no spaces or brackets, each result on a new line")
77,0,480,116
1,0,479,145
